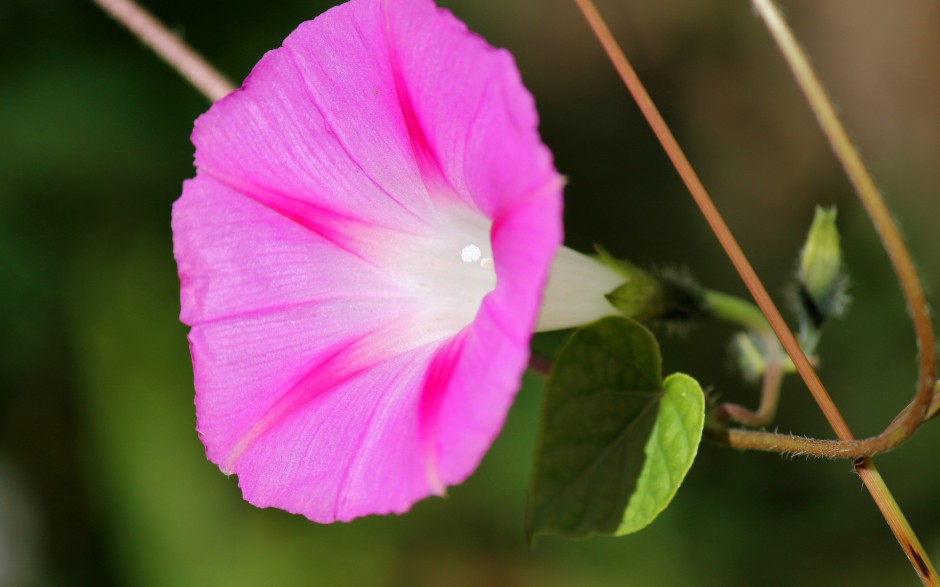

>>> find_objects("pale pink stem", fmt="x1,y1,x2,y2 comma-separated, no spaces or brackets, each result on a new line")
93,0,235,101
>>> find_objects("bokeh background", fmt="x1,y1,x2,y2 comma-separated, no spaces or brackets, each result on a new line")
2,0,939,585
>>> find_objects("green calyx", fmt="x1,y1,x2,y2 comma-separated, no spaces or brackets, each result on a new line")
595,246,709,328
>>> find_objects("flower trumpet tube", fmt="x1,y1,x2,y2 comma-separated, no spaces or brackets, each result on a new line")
172,0,621,522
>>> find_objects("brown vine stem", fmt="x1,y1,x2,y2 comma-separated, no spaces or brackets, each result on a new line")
930,380,940,421
572,0,937,583
751,1,937,583
571,0,849,438
92,0,234,102
751,0,937,428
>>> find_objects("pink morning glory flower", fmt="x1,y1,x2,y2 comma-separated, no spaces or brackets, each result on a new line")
172,0,621,522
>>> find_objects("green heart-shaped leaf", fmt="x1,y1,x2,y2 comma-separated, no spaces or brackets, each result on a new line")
616,373,704,535
527,317,704,540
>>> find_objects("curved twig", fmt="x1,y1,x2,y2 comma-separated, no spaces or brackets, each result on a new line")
750,0,936,473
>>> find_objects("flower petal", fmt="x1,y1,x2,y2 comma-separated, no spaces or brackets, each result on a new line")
192,17,431,231
176,0,565,522
194,0,557,220
379,0,558,216
175,175,435,475
424,183,564,486
173,172,395,326
218,180,564,522
232,340,441,522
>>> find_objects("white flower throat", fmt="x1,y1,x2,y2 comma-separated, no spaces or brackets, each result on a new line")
366,202,496,345
371,201,622,345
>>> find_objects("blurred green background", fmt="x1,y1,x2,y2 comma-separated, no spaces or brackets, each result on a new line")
2,0,938,585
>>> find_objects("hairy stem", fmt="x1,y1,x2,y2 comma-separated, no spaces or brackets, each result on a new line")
855,460,939,586
708,425,908,459
713,424,940,577
749,2,937,582
92,0,234,101
749,1,936,431
572,0,937,582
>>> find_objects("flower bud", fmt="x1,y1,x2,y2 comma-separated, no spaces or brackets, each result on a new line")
797,206,849,327
731,332,767,381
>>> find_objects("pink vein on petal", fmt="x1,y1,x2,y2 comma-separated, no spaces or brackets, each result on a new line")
196,166,393,270
417,330,467,495
282,44,431,226
329,357,411,519
222,322,418,473
380,0,459,200
188,288,433,332
221,335,364,473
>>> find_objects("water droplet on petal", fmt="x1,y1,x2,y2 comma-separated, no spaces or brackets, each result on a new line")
461,244,482,263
